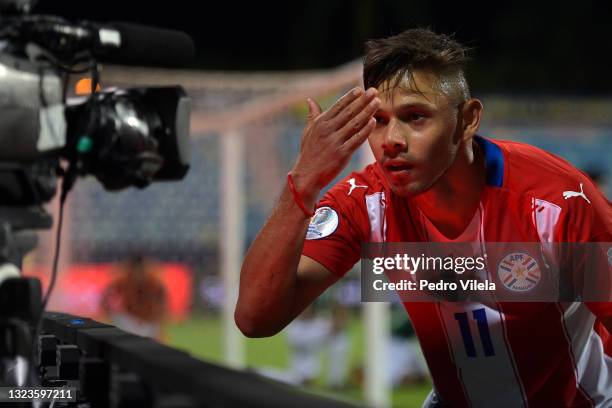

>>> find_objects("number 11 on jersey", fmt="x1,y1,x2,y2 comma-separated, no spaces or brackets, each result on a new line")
454,308,496,357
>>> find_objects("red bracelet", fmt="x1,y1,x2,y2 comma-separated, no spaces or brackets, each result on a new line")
287,172,315,218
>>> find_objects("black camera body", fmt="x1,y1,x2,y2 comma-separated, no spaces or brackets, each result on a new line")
0,16,192,204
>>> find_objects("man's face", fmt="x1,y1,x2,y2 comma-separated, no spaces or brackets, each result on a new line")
368,70,464,197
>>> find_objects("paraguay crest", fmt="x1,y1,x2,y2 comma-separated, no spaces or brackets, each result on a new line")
497,252,541,291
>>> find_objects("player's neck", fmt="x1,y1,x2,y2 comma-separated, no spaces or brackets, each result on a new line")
414,140,486,239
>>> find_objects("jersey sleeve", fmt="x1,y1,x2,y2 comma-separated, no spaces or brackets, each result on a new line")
562,177,611,243
563,178,612,317
302,182,369,278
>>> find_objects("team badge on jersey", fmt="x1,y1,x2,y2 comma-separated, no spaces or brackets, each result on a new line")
497,252,541,292
306,206,339,240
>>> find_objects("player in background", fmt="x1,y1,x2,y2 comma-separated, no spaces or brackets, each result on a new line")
101,254,168,340
236,28,611,407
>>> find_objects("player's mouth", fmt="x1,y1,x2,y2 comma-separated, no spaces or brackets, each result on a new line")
384,160,414,178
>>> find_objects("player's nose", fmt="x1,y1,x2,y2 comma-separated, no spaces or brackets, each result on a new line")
381,119,407,154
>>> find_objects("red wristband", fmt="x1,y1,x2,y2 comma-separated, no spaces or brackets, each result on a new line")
287,172,315,218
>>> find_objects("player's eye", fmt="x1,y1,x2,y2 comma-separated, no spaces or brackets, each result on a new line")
400,112,426,123
373,113,388,126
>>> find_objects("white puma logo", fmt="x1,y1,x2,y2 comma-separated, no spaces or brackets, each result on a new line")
562,183,590,204
348,178,367,195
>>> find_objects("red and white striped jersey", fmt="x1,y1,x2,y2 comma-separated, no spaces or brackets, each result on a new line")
303,136,612,407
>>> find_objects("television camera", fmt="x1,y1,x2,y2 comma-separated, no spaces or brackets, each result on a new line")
0,0,193,397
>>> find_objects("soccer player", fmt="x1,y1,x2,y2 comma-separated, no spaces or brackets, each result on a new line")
101,254,168,340
235,28,612,406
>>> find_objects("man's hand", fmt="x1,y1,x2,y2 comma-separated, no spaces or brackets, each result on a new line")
290,87,380,209
235,87,380,337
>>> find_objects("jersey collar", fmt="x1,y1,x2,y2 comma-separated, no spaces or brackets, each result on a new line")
475,135,504,187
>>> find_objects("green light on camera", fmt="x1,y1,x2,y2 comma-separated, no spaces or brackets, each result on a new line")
76,136,93,153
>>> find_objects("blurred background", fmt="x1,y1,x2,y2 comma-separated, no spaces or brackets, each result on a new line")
22,1,612,407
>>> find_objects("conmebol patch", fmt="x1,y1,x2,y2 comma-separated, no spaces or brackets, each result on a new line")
306,206,338,240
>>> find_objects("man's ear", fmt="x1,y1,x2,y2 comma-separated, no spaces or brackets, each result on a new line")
460,98,484,142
